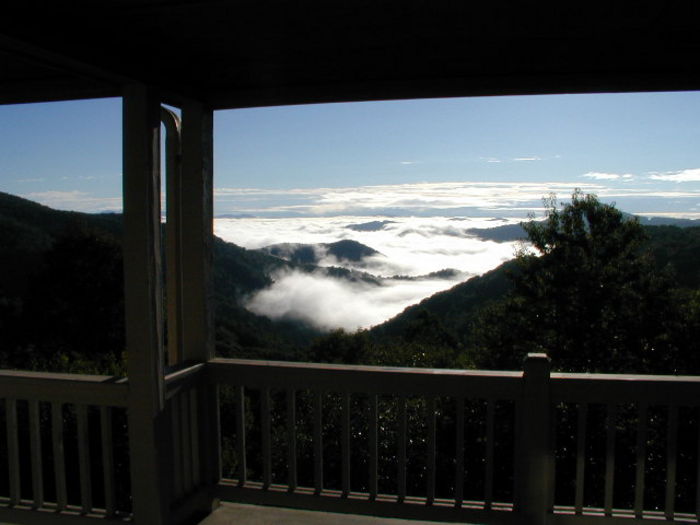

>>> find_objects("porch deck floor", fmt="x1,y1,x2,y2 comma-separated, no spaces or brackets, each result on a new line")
198,502,452,525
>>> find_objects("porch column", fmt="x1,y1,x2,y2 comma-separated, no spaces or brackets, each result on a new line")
180,101,221,493
122,84,169,524
180,101,214,363
515,353,553,525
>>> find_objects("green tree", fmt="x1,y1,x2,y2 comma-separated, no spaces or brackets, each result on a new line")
367,309,463,368
20,227,125,373
471,190,685,373
306,328,371,364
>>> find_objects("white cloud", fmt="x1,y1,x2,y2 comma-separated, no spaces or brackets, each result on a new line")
211,179,699,218
215,188,700,331
400,161,416,165
648,168,700,183
635,211,700,219
23,191,121,212
582,172,635,181
245,270,464,331
229,215,524,330
216,215,519,278
16,177,46,183
513,156,541,162
597,188,700,199
215,187,324,198
480,157,502,163
213,181,601,217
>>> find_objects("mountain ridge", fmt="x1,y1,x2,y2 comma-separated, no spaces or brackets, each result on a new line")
3,190,700,371
259,239,382,265
0,192,325,368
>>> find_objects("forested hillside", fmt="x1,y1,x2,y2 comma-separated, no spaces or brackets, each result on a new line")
316,193,700,374
0,192,323,371
2,190,699,375
258,239,382,265
368,223,700,367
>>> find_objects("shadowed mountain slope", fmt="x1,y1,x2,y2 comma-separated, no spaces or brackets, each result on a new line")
0,192,324,369
259,239,381,265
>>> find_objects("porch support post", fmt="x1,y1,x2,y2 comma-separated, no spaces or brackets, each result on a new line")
162,107,184,366
515,353,553,525
122,83,169,524
180,101,221,497
180,100,214,363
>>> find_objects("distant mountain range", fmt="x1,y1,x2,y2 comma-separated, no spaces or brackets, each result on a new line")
635,216,699,227
464,223,528,242
0,192,323,366
258,239,382,265
370,259,518,345
257,239,463,281
2,190,699,370
371,220,700,348
345,220,397,232
465,215,698,243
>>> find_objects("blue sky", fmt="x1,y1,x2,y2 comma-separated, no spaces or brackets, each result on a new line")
2,91,700,217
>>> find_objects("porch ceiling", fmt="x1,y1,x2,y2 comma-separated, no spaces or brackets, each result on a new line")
2,2,700,109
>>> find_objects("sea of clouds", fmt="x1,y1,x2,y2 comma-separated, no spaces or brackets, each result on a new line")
208,176,700,331
17,173,698,330
215,216,523,331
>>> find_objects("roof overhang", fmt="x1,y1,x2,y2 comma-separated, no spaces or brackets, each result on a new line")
3,2,700,109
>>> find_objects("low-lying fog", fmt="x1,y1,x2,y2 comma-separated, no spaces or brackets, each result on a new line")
215,216,522,331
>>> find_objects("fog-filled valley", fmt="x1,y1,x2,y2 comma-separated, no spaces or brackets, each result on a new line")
215,216,524,330
2,189,700,376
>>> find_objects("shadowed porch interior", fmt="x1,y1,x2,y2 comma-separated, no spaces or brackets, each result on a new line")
2,3,700,525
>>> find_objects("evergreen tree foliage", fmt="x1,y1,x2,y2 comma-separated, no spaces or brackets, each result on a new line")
470,191,698,373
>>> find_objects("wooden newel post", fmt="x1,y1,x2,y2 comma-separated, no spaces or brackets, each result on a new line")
516,353,553,525
180,101,221,500
123,84,170,524
124,88,218,524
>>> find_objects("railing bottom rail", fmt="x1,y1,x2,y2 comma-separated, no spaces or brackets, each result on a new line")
215,480,518,524
0,503,130,525
551,507,699,525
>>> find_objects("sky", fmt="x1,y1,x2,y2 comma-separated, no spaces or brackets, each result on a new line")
3,92,700,329
1,91,700,218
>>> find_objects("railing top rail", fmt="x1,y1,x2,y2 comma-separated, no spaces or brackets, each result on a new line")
164,361,206,399
551,372,700,405
0,368,129,406
5,358,697,408
165,361,206,384
552,371,700,382
207,358,522,398
209,357,523,377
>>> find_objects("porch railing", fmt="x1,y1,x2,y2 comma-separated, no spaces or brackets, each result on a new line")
209,357,522,524
0,369,131,523
549,372,700,523
209,355,700,524
1,355,699,524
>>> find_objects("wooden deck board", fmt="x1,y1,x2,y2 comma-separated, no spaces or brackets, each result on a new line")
197,502,458,525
